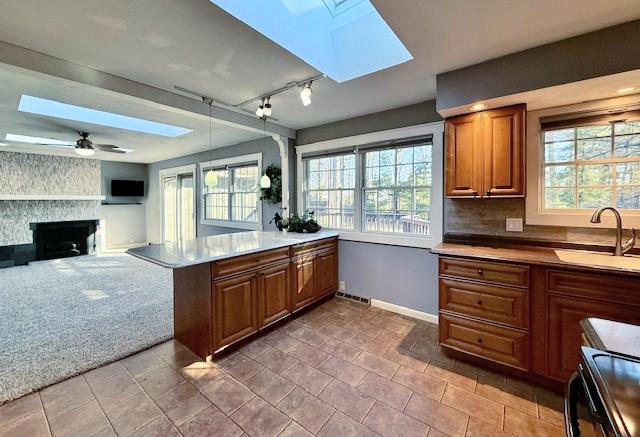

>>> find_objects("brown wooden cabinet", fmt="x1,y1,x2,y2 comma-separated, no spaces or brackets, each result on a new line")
315,249,338,297
293,257,316,310
258,262,291,329
213,271,259,351
445,104,525,198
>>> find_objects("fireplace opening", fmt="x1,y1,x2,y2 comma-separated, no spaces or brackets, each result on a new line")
31,220,99,261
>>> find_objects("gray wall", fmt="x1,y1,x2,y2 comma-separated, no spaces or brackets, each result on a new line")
100,161,148,247
296,100,441,145
147,136,284,243
436,20,640,111
0,151,101,245
298,101,442,316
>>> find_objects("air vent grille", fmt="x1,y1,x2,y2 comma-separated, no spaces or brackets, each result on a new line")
336,291,370,306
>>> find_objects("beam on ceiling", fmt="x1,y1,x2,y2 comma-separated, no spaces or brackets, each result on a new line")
0,41,296,139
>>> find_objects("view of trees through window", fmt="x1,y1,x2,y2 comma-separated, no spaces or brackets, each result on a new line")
203,164,259,223
543,121,640,210
303,141,433,236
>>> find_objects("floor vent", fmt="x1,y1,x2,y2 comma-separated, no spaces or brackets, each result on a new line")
336,291,370,306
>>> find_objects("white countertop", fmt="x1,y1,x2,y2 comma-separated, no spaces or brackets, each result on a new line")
126,230,339,268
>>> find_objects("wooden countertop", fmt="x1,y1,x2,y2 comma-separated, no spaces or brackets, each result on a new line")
581,318,640,358
431,242,640,276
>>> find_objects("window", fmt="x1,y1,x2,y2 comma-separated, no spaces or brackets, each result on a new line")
299,122,443,248
201,154,262,229
542,120,640,210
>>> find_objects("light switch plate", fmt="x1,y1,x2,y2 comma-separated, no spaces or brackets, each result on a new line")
506,218,524,232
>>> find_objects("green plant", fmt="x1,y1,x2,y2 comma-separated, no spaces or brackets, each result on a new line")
302,210,321,233
259,164,282,204
288,214,304,233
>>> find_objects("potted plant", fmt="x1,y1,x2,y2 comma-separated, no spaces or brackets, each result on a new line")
302,210,321,233
287,214,304,233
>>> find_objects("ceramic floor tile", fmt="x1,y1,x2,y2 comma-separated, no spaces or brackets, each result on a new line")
317,411,380,437
200,376,255,415
474,381,537,417
279,420,314,437
403,392,469,437
218,353,265,382
504,406,564,437
318,356,368,387
283,363,333,396
425,364,477,392
441,384,503,429
383,347,429,372
319,323,359,343
352,351,400,379
318,379,375,422
0,410,50,437
319,337,361,361
120,349,166,377
277,387,335,434
0,393,42,426
155,382,211,426
356,373,412,411
90,371,145,410
392,366,447,401
83,362,128,387
245,369,296,405
40,376,94,419
102,391,163,436
231,397,291,437
363,402,429,437
465,417,511,437
135,365,187,399
152,341,202,370
287,342,331,368
239,340,273,359
130,415,180,437
179,361,226,390
290,328,330,347
263,331,303,353
253,347,299,375
48,399,110,437
276,321,305,337
371,317,410,335
179,405,243,437
349,333,390,355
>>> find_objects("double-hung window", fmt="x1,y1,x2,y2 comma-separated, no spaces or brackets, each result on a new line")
299,124,443,247
202,158,260,228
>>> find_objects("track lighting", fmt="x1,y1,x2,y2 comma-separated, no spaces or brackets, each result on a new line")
300,83,312,106
255,98,265,118
263,97,272,117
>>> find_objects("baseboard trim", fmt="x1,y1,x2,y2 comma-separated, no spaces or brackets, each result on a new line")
370,299,439,324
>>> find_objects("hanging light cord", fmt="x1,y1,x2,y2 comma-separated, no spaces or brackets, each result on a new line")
209,100,213,164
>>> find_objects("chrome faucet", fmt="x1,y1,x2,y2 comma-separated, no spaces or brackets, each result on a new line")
590,207,636,256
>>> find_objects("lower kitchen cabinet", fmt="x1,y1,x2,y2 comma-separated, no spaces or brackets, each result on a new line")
315,249,339,297
293,257,316,310
213,271,259,351
258,261,291,328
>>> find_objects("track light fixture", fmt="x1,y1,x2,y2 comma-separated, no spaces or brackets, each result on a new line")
263,97,272,117
300,82,312,106
255,98,265,118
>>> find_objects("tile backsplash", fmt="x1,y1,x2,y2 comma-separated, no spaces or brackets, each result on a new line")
0,151,102,245
444,198,636,247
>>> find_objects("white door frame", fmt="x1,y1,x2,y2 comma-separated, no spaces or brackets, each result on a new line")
159,164,197,242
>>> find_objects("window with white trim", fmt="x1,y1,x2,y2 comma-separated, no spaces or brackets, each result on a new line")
542,120,640,210
302,137,434,237
203,163,259,224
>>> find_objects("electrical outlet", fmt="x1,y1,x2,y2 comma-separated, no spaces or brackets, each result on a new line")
339,281,346,291
506,218,523,232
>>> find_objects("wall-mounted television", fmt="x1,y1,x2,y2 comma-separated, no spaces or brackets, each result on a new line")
111,180,144,197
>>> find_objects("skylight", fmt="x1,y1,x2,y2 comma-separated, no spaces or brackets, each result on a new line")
18,95,192,137
210,0,413,83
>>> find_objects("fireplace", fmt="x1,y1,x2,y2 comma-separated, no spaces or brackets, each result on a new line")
30,220,99,261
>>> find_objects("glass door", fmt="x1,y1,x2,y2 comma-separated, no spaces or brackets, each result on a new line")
161,169,195,243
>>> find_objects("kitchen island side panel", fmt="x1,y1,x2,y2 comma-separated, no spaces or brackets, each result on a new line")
173,263,212,359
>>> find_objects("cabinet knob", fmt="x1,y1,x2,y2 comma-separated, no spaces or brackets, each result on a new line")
485,190,491,197
477,300,483,306
477,269,483,274
472,191,478,197
476,337,483,344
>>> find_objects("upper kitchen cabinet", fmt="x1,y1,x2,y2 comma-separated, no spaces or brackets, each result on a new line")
445,104,526,198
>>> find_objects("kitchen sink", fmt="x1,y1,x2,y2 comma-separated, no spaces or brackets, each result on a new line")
554,249,640,271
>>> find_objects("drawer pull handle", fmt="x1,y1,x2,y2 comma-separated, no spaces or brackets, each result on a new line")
476,337,483,344
477,269,483,274
477,300,483,306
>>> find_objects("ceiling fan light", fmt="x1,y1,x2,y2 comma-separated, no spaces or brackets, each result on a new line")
260,174,271,189
204,169,218,187
75,147,95,157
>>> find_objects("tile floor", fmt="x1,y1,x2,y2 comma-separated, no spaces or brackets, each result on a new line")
0,298,566,437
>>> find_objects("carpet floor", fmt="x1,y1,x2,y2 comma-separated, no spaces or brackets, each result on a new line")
0,254,173,403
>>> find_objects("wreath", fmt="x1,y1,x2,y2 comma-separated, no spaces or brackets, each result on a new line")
259,164,282,204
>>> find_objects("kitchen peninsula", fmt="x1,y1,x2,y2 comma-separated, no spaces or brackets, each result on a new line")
128,230,339,358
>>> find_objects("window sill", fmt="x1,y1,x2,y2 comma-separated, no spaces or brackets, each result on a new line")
201,219,262,230
336,231,440,249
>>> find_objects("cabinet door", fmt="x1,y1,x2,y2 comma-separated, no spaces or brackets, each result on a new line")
213,272,258,350
445,112,483,197
258,262,291,328
315,250,338,297
482,104,525,197
293,257,316,310
547,294,640,381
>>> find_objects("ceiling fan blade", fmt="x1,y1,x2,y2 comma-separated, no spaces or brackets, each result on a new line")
33,143,75,149
95,144,127,154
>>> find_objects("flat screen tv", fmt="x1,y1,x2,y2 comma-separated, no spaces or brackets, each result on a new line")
111,180,144,197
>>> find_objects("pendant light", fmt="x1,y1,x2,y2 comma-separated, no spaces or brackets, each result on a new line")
259,117,271,189
300,82,312,106
204,99,218,187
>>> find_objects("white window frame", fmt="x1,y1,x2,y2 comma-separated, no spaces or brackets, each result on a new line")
526,96,640,229
296,122,444,248
199,152,263,230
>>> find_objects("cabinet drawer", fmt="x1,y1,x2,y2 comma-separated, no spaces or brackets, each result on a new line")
292,238,337,258
439,278,528,329
440,313,529,371
547,270,640,306
439,257,529,288
213,247,290,279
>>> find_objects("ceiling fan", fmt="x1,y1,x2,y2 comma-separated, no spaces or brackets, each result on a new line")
9,131,130,156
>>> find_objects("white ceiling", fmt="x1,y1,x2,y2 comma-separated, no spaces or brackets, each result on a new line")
0,0,639,132
0,65,262,163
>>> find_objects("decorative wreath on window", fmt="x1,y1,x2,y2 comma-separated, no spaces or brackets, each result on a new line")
259,164,282,204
